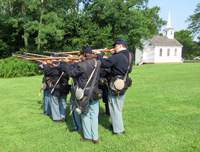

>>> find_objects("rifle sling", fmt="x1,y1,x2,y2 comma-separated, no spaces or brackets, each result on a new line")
120,52,132,81
84,60,100,102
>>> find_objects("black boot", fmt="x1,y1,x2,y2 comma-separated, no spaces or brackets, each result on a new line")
104,102,110,116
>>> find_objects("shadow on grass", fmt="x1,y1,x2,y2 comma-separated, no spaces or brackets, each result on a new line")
98,100,112,132
37,100,53,120
37,97,80,133
64,102,84,137
37,97,112,136
63,100,113,137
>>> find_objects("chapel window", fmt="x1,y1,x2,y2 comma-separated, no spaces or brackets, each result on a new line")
174,49,177,56
167,49,170,56
160,49,162,56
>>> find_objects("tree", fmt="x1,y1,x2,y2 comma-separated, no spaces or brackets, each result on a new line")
0,0,166,58
0,0,76,54
186,3,200,38
175,30,200,59
23,0,75,52
22,1,28,49
0,0,26,57
81,0,165,53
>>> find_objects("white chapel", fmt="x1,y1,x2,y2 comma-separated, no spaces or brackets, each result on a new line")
135,13,183,65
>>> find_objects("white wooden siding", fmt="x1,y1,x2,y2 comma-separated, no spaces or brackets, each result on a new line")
143,40,155,63
135,39,183,64
154,46,182,63
135,48,143,65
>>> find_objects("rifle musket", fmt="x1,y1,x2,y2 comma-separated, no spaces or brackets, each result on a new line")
13,53,37,59
23,52,50,58
25,56,79,61
13,53,42,61
42,48,111,55
12,53,61,66
43,51,57,54
43,51,80,55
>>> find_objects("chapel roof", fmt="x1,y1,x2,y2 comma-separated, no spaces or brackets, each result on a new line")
149,35,183,47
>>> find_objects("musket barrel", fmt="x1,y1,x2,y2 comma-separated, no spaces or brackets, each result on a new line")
97,49,111,53
12,53,60,66
42,48,111,55
23,52,50,58
13,53,45,62
12,53,36,59
43,51,59,54
59,51,80,55
25,56,79,61
43,51,80,55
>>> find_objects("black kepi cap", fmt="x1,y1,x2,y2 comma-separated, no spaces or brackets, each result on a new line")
82,46,92,54
115,39,127,45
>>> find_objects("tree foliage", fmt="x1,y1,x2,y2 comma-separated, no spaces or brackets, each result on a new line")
186,3,200,38
175,30,200,59
0,0,166,58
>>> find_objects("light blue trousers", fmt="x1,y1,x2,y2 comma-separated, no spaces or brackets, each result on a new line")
70,97,82,130
81,100,99,140
49,95,67,120
43,90,51,115
109,89,127,133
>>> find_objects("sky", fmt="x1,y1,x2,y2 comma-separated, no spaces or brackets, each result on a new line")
147,0,199,40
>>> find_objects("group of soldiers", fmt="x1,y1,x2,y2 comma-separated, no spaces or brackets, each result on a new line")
38,39,133,144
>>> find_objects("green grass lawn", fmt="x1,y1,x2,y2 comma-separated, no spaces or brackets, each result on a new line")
0,63,200,152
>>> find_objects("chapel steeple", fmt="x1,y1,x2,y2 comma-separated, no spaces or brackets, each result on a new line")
163,12,175,39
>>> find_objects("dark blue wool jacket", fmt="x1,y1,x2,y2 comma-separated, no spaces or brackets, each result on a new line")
65,58,101,101
98,49,133,76
43,64,70,96
97,49,133,88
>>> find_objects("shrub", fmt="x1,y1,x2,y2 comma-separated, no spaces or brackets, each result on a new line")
0,57,43,78
0,39,9,58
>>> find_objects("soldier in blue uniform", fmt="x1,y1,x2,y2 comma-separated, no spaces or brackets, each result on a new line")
94,39,133,135
43,61,71,122
63,46,101,144
38,62,51,115
97,53,111,116
69,59,83,132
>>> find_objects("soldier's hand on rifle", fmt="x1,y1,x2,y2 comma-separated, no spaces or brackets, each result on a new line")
110,49,115,54
103,55,108,59
93,50,101,55
63,57,69,62
43,61,47,65
78,54,83,59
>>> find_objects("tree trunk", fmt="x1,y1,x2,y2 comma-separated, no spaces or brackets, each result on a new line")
77,0,80,13
8,0,13,16
22,2,28,49
38,0,44,50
